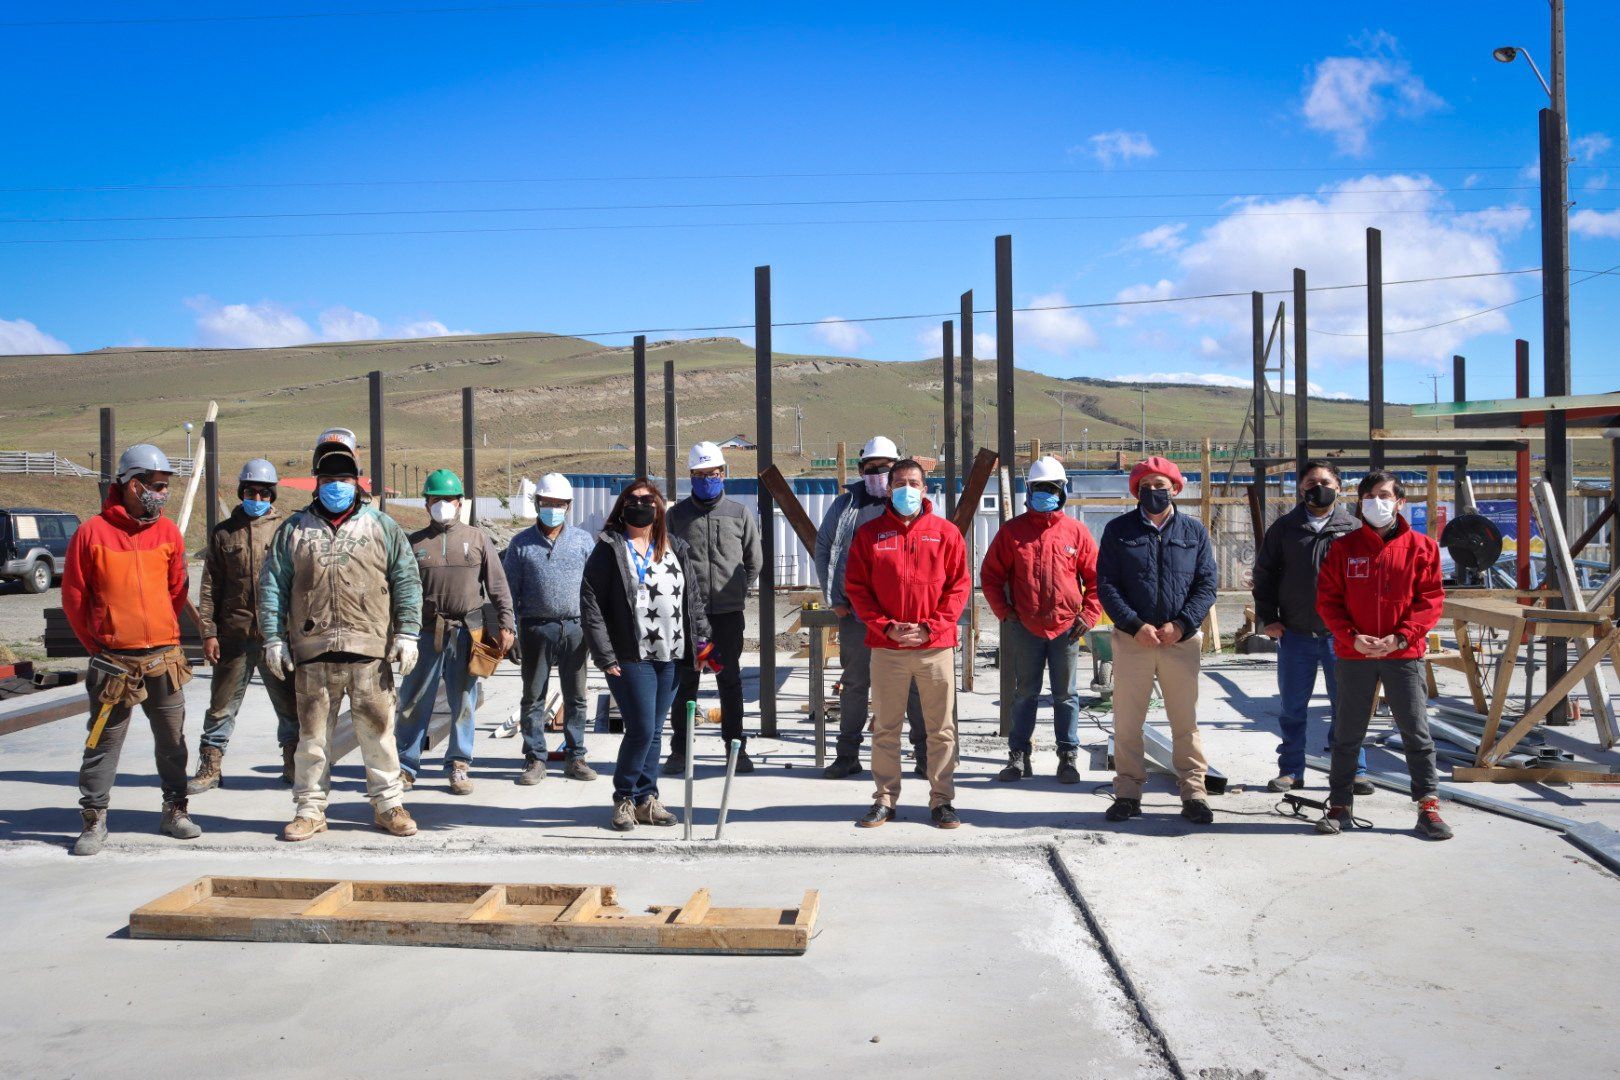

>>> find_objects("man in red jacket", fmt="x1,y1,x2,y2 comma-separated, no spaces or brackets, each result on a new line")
61,443,200,856
1315,471,1451,839
844,459,970,829
981,456,1100,784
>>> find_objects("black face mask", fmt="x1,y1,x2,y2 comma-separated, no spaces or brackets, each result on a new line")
622,503,657,528
1303,484,1337,509
1138,487,1172,515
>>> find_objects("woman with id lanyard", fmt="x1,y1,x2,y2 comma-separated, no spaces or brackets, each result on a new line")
580,479,711,832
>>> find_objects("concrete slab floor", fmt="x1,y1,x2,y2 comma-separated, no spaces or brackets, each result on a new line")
4,650,1619,1078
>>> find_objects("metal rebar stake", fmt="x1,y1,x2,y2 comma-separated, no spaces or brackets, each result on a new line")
715,738,741,841
683,700,696,840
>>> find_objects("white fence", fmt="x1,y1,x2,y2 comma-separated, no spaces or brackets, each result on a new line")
0,451,95,478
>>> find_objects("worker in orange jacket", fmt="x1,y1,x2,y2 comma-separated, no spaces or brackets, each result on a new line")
61,444,200,856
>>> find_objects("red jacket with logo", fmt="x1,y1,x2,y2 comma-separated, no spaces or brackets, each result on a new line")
980,510,1101,639
62,493,188,654
1316,516,1444,660
844,500,970,649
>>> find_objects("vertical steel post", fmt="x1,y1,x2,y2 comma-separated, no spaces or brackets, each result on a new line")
203,419,219,535
1251,291,1267,531
462,387,477,526
633,335,649,479
943,319,956,517
960,292,977,694
755,266,777,737
368,370,386,512
994,237,1015,737
1515,339,1532,592
1539,108,1572,721
1452,355,1466,405
1292,269,1308,477
663,358,677,489
1367,227,1385,470
98,407,115,502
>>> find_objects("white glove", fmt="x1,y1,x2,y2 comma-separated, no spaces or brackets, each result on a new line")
389,637,419,677
264,640,294,680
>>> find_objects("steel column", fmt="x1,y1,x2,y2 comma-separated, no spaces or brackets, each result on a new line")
994,237,1015,737
663,358,676,491
755,266,777,737
943,320,956,517
98,407,115,502
203,420,219,535
368,370,385,512
462,387,477,526
1367,227,1385,470
1293,268,1308,478
633,335,648,478
1539,108,1573,722
1515,339,1532,591
1452,355,1466,404
960,292,974,460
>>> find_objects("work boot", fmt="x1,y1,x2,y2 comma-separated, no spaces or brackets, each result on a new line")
931,803,961,830
160,799,202,839
281,814,327,842
517,759,546,785
661,753,686,778
1353,777,1377,797
611,796,637,832
1104,797,1141,822
448,761,473,796
1416,797,1454,841
856,802,894,829
279,743,296,785
375,806,417,837
635,796,677,827
187,746,224,794
1180,799,1214,825
563,757,598,782
400,771,415,791
735,748,755,774
1315,806,1353,835
73,808,108,856
997,750,1031,783
1267,774,1303,793
822,758,862,779
1056,751,1081,785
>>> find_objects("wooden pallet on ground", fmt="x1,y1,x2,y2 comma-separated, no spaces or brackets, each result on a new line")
131,876,819,956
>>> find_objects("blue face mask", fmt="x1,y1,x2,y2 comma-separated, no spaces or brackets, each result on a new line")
317,480,357,514
692,475,725,501
1029,490,1062,513
537,506,567,528
890,485,922,517
241,498,272,519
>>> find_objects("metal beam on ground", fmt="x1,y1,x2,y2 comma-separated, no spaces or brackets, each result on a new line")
755,265,777,738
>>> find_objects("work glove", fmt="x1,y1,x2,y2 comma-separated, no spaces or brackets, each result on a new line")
264,640,294,680
694,639,723,674
388,636,420,677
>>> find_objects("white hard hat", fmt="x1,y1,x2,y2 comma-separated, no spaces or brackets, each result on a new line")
860,435,900,462
688,441,726,471
536,472,573,501
1027,456,1067,488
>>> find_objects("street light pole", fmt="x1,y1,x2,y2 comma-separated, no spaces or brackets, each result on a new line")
1082,427,1088,469
1137,390,1147,455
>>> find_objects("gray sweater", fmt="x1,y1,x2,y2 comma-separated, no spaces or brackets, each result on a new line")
813,482,890,609
502,523,594,621
666,494,761,616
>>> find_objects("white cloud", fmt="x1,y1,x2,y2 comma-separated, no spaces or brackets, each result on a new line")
318,305,383,341
811,317,872,354
1198,335,1221,357
1110,370,1351,400
1117,174,1528,368
0,316,69,354
1572,209,1620,239
1081,130,1156,168
188,297,314,348
971,331,996,359
1585,172,1611,192
1302,34,1443,156
1016,292,1100,353
1133,223,1187,254
1573,132,1612,163
396,319,472,338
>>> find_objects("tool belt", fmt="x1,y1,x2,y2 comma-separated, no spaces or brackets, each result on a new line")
426,607,484,651
91,646,192,708
467,626,507,678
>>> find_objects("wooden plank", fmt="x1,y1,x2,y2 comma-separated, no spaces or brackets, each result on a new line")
1450,619,1490,716
757,464,819,552
951,447,998,536
1483,629,1620,764
301,882,355,917
1478,617,1526,763
794,889,820,928
672,888,712,926
558,885,604,923
1452,765,1620,784
462,885,508,922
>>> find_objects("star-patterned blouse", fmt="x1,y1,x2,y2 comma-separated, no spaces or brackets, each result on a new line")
632,544,686,662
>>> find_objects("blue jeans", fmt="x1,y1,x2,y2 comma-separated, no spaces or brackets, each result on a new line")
608,659,679,802
1276,629,1366,779
1007,619,1081,754
394,625,479,777
198,638,299,751
519,618,589,762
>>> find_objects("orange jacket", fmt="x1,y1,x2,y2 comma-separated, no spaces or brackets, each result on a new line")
62,492,188,654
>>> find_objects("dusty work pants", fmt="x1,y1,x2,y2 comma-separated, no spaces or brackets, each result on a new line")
870,647,957,810
835,613,925,763
198,638,299,752
1110,630,1208,801
78,648,189,811
292,658,405,820
1330,657,1438,808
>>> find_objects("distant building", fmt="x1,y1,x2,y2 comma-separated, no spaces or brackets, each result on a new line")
608,443,630,451
718,435,757,450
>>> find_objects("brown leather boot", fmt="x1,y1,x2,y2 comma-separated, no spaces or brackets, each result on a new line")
160,799,202,839
186,746,224,795
280,743,296,785
281,815,327,842
375,806,418,837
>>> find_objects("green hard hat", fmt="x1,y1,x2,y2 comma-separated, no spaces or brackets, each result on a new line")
423,469,464,497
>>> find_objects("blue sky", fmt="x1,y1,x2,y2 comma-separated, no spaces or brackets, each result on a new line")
1,0,1616,403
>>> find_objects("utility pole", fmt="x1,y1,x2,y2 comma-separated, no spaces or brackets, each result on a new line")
1424,374,1444,431
795,405,803,457
1137,389,1147,455
1058,393,1065,454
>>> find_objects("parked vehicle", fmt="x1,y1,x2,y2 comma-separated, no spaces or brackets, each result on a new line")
1,508,80,593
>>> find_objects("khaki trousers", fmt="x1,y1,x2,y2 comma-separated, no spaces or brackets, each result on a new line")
293,659,405,819
870,647,957,810
1111,630,1208,800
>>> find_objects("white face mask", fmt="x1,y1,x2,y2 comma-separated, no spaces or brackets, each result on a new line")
429,500,460,525
1360,496,1397,528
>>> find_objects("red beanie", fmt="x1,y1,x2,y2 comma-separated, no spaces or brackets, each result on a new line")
1129,456,1184,496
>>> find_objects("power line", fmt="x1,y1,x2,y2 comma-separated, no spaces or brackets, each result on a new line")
0,185,1559,227
0,2,685,29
